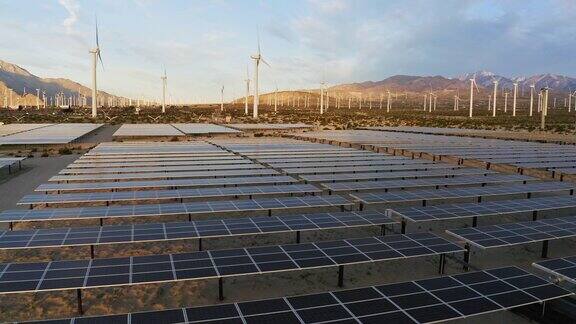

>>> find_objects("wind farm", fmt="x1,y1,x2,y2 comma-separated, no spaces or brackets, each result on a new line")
1,1,576,324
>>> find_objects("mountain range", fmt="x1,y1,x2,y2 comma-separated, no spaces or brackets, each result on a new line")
330,72,576,95
0,59,125,107
1,58,574,108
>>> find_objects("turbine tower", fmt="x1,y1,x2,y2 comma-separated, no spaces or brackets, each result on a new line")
529,84,535,116
492,80,499,117
244,66,250,115
220,86,225,111
250,30,270,119
161,67,167,113
512,82,518,117
90,16,103,118
468,76,479,118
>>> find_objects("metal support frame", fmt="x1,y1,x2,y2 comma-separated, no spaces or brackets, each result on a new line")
219,277,224,301
438,254,446,274
380,225,386,236
463,243,471,271
77,289,83,315
541,240,549,259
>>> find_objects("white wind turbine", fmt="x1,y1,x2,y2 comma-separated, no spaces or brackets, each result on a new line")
161,67,167,113
220,86,225,111
90,16,104,118
529,84,535,116
244,66,250,115
250,30,270,119
468,76,479,118
512,82,518,117
492,79,499,117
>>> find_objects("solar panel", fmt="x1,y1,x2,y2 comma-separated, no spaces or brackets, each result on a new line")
0,124,103,145
447,215,576,249
268,158,431,168
0,123,53,136
322,174,536,193
301,168,495,183
35,175,300,193
171,123,241,134
515,161,576,169
0,232,462,294
0,157,25,173
20,184,322,206
258,156,403,163
59,163,264,175
74,155,244,164
19,266,572,324
282,163,462,175
49,169,280,182
0,195,353,224
66,159,252,169
533,256,576,285
224,123,312,130
390,195,576,228
0,211,396,250
112,124,185,137
352,181,575,206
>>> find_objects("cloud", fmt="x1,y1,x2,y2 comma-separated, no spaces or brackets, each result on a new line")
58,0,80,35
308,0,348,14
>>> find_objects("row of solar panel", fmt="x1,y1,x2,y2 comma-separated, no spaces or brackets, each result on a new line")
23,266,570,324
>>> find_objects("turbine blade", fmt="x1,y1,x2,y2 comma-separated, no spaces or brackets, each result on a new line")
261,58,271,68
98,52,104,71
95,15,100,47
257,27,261,55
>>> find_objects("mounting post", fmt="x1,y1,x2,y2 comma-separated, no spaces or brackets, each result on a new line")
99,218,103,226
463,243,471,271
338,265,344,287
401,220,407,234
198,238,203,251
541,240,549,259
77,289,83,315
90,245,95,259
472,216,478,228
218,277,224,301
296,231,301,244
532,211,538,221
438,254,446,275
380,225,386,236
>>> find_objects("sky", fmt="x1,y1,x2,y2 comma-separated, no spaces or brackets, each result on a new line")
1,0,575,102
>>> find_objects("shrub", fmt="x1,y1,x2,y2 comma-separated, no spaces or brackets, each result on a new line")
58,147,72,155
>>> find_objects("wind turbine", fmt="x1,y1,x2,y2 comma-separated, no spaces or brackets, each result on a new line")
90,16,104,118
220,86,225,111
541,87,549,130
529,84,535,116
244,66,250,115
250,29,270,119
492,79,499,117
319,81,325,114
469,76,479,118
512,82,518,117
161,67,167,113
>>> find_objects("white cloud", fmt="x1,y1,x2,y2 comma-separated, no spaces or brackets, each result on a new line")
58,0,80,35
308,0,348,14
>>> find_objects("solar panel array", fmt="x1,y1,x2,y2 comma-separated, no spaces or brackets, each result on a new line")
0,123,53,136
20,184,321,206
172,123,241,135
447,216,576,249
352,181,575,205
25,266,572,324
4,138,575,323
322,174,535,193
0,123,103,145
1,195,353,223
533,256,576,284
224,123,312,130
0,157,25,173
389,196,576,224
112,124,185,137
0,211,396,250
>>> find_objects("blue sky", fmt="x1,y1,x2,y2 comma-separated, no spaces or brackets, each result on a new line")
1,0,575,102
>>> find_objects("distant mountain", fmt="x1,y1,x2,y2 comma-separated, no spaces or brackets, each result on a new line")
459,71,576,93
329,75,470,93
0,59,125,107
327,71,576,96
